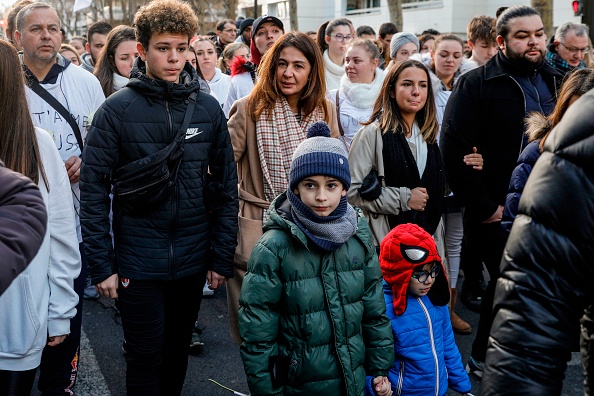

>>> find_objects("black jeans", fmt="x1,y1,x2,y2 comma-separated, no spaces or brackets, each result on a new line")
0,369,37,396
117,272,206,396
465,220,505,362
38,242,86,395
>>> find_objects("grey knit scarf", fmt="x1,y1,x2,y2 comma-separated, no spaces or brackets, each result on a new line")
287,190,358,251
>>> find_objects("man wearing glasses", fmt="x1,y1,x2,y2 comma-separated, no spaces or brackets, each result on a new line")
546,22,589,77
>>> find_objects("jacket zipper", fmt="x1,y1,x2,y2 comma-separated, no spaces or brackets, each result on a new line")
397,361,405,396
509,76,528,158
418,297,439,396
118,174,169,196
165,100,176,280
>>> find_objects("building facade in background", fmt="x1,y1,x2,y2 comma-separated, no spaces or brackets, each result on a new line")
237,0,580,37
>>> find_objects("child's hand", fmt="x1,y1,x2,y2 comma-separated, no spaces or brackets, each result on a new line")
373,376,392,396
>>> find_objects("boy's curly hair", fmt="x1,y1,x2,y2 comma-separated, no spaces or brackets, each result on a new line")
134,0,198,49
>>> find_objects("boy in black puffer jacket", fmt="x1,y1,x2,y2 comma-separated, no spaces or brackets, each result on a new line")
80,1,238,394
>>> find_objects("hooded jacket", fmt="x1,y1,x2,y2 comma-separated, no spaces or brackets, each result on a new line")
80,58,238,283
367,285,471,396
80,52,94,73
366,223,469,396
501,112,550,235
440,51,562,223
482,80,594,396
0,163,47,296
238,192,393,396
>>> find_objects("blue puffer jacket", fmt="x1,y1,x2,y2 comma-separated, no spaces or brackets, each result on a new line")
501,139,542,235
366,282,470,396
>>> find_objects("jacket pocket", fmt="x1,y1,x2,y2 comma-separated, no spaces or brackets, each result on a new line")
0,274,42,355
234,215,263,270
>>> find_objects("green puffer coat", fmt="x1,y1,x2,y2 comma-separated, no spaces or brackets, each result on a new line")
239,193,394,395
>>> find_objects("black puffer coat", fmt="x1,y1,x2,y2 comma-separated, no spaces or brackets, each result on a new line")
482,90,594,394
81,59,238,283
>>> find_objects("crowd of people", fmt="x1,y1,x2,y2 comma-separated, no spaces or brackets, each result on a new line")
0,0,593,395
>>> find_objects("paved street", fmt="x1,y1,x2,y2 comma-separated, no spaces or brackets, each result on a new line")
32,278,584,396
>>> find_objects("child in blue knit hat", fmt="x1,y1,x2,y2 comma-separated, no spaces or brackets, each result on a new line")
238,121,394,396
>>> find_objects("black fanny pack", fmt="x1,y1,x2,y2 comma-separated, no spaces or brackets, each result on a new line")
111,92,197,213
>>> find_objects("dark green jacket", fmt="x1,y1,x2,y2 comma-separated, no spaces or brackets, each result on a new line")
239,193,393,395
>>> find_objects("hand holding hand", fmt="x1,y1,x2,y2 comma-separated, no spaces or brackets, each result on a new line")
373,376,392,396
482,205,503,223
96,273,119,299
464,147,483,170
409,187,428,211
206,271,227,290
65,156,82,183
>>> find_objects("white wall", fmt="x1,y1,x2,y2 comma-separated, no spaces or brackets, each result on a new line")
238,0,584,39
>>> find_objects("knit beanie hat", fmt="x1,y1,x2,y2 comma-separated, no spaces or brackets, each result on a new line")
379,223,450,316
390,32,420,58
239,18,254,36
289,121,350,192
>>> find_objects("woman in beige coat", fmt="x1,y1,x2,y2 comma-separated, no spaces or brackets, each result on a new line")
227,32,339,344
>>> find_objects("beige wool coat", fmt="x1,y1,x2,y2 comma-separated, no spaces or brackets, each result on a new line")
226,96,340,344
347,122,448,269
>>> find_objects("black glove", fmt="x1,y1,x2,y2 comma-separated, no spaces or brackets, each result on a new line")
358,169,382,201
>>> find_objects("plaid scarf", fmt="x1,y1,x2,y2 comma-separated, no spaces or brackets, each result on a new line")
546,51,586,74
256,97,325,203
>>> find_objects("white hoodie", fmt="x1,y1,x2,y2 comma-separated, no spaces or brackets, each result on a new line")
207,68,231,110
0,128,80,371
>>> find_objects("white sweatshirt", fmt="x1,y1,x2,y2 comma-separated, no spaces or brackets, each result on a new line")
0,128,80,371
24,55,105,242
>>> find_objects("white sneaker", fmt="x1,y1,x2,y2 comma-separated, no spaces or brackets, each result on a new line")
202,281,214,297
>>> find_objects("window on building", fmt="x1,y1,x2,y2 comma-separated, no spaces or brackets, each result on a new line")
401,0,443,10
347,0,380,12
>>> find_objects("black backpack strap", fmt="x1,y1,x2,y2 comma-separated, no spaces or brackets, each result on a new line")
28,77,85,151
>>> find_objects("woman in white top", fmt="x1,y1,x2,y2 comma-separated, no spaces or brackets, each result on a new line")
0,40,80,393
94,25,138,97
317,18,354,92
328,38,385,147
192,36,231,110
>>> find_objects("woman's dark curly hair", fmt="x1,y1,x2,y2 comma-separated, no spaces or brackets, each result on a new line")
134,0,198,49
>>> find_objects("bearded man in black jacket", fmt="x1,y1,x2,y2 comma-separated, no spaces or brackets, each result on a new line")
79,0,238,394
440,5,562,378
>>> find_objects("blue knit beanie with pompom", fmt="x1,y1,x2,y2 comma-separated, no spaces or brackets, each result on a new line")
289,121,351,191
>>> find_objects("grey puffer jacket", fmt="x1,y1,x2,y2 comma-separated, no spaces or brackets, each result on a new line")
239,192,393,396
81,58,238,283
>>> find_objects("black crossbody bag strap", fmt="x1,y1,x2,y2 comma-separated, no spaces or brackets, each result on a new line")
177,92,198,145
28,78,85,151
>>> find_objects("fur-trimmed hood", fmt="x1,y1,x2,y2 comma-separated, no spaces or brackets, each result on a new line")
524,112,552,143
